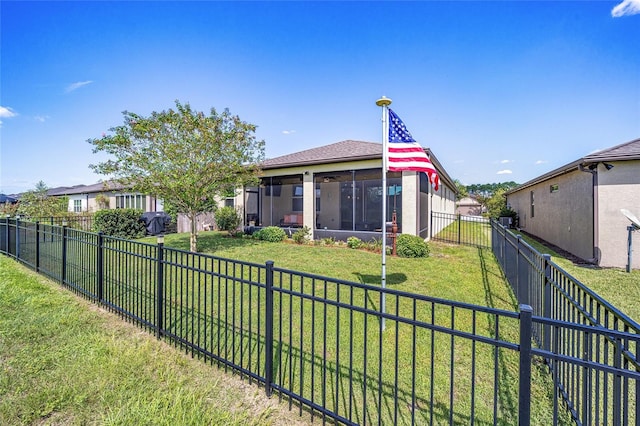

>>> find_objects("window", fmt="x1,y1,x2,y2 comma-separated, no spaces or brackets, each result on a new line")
73,199,82,213
116,194,146,210
224,198,235,207
530,191,535,218
550,184,559,193
292,185,303,212
315,187,321,212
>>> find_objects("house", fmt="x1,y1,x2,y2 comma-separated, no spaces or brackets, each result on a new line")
230,140,458,241
47,181,163,213
505,138,640,269
456,196,484,216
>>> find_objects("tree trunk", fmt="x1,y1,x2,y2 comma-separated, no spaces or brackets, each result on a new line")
189,212,198,252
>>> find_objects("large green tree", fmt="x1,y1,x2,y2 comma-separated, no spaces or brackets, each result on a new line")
88,101,265,252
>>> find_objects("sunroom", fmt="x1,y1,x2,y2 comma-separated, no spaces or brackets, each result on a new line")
235,140,457,241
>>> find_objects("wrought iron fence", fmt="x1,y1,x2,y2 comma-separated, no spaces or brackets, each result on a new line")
23,215,95,231
430,212,491,248
491,219,640,425
2,216,639,425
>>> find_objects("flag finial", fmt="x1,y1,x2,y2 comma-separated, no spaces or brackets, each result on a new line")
376,96,392,107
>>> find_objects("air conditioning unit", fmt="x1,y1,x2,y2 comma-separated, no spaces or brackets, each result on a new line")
499,217,512,227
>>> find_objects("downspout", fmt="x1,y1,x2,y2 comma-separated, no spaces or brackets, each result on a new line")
578,164,599,264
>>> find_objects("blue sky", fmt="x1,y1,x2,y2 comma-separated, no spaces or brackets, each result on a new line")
1,1,639,195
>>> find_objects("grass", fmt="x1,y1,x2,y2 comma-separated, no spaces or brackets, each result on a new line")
3,228,578,425
136,231,572,425
513,231,640,323
0,255,311,426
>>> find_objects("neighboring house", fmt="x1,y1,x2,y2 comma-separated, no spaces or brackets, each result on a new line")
456,196,484,216
230,140,458,241
505,138,640,269
48,181,163,213
0,194,18,204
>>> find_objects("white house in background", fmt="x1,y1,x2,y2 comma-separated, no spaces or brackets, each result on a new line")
505,138,640,269
229,140,458,241
48,181,163,213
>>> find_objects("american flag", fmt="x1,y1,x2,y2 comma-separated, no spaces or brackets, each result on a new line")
387,108,440,191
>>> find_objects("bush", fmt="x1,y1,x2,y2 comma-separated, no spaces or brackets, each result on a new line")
346,236,363,249
396,234,430,258
364,237,383,253
254,226,286,242
215,206,241,232
292,226,310,244
93,209,146,239
321,237,335,246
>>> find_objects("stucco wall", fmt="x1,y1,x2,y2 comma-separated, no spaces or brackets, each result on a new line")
596,160,640,269
507,169,594,261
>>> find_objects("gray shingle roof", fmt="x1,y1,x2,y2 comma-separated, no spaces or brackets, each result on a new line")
261,140,382,169
507,138,640,193
46,181,125,196
584,138,640,162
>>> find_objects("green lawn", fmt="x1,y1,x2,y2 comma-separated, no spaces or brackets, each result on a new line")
0,255,311,426
2,231,575,425
514,232,640,324
138,231,572,425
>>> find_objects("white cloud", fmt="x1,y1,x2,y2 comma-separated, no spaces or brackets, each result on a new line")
612,0,640,17
282,130,296,135
0,106,17,118
34,115,50,122
65,80,93,93
500,159,511,164
497,169,513,175
535,160,548,165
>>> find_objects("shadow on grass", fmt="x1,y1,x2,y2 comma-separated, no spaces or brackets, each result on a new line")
352,272,407,286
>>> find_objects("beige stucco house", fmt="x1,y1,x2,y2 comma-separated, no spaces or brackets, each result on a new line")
48,181,163,213
505,138,640,269
229,140,458,241
456,196,484,216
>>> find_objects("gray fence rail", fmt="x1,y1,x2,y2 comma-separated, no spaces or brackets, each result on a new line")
2,217,639,425
491,219,640,426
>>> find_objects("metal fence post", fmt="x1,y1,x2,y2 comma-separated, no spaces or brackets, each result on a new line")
265,260,275,397
97,232,104,303
518,304,533,426
156,236,165,339
6,215,11,256
516,236,526,305
16,217,20,260
457,213,461,245
61,225,67,285
543,254,552,352
35,222,40,272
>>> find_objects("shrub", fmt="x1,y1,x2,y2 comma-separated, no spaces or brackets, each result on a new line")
396,234,430,258
364,237,383,253
93,209,146,239
292,226,310,244
254,226,286,242
215,206,241,232
346,236,362,249
321,237,335,246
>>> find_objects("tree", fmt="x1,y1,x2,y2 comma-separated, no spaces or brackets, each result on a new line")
485,188,508,219
17,181,69,218
88,101,265,252
453,179,468,198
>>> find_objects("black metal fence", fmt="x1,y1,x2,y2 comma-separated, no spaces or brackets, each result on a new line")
2,217,639,425
24,215,95,231
491,219,640,425
430,212,491,248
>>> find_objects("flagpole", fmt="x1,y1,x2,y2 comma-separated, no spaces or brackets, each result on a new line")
376,96,391,331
